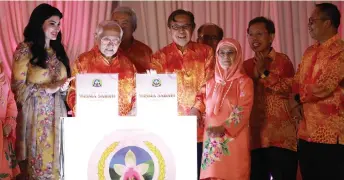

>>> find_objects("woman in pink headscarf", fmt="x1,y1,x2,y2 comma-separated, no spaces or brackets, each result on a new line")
199,38,254,180
0,61,20,179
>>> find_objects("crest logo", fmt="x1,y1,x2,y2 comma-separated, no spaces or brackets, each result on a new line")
92,79,102,87
87,131,176,180
152,78,161,87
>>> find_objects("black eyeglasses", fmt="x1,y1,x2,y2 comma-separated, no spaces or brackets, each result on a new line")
171,24,192,31
308,17,328,25
218,50,236,57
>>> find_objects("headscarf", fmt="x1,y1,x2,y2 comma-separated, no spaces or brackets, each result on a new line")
208,38,245,115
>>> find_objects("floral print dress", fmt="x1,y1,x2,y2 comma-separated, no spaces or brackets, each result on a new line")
12,42,68,179
0,64,20,180
200,77,254,180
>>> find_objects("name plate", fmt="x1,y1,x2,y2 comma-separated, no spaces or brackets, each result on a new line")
136,74,178,117
76,74,118,118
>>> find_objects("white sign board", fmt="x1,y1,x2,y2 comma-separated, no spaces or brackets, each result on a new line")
62,116,197,180
76,74,119,119
136,74,178,117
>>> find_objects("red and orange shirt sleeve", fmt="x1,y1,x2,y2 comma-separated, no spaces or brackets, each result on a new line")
193,84,206,113
259,52,296,96
299,50,344,103
296,35,344,144
66,57,82,115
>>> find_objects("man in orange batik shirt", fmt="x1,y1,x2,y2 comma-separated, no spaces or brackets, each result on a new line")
244,17,297,180
150,9,215,180
67,20,136,116
112,6,152,73
257,3,344,180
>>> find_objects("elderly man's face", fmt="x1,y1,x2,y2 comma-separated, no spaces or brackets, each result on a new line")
197,25,221,51
98,30,121,57
112,12,134,41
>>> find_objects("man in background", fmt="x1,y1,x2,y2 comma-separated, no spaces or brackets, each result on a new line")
197,23,224,51
112,6,152,73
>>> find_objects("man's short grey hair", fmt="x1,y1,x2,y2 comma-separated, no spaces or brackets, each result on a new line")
112,6,137,31
95,20,123,39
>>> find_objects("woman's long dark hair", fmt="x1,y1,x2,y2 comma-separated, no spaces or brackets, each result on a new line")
24,3,71,77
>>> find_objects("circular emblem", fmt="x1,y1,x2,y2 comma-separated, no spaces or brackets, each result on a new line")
92,79,102,87
87,130,175,180
152,78,162,87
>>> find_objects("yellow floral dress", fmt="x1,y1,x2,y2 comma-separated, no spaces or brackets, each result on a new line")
12,42,67,179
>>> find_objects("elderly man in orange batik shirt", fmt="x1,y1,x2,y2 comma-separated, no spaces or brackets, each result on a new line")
67,20,136,116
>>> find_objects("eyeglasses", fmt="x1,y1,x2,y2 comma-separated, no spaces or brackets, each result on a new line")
101,36,121,45
170,24,192,31
308,17,328,25
218,50,236,57
247,31,268,39
198,35,219,41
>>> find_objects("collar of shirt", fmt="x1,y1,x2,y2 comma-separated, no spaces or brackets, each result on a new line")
314,34,340,49
172,41,197,56
267,47,277,61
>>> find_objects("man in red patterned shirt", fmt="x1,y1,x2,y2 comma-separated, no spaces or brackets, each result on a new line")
112,6,152,73
150,9,215,180
257,3,344,180
244,16,297,180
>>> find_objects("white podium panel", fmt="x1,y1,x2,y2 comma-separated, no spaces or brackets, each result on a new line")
136,74,178,117
76,74,118,118
63,116,197,180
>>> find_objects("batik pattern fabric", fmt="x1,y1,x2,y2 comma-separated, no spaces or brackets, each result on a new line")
244,48,297,151
261,34,344,145
151,41,215,142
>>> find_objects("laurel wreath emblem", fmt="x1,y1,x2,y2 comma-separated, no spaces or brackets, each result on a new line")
97,141,166,180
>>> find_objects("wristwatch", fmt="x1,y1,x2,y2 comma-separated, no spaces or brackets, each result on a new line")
260,70,270,79
294,94,301,104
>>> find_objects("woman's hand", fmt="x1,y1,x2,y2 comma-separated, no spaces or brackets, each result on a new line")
3,124,11,137
60,77,75,92
207,125,226,137
45,77,75,94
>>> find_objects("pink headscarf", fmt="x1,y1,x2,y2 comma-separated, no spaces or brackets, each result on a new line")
208,38,246,115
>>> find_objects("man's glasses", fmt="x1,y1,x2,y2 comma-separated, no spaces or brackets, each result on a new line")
308,17,328,25
101,37,121,45
170,24,192,31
